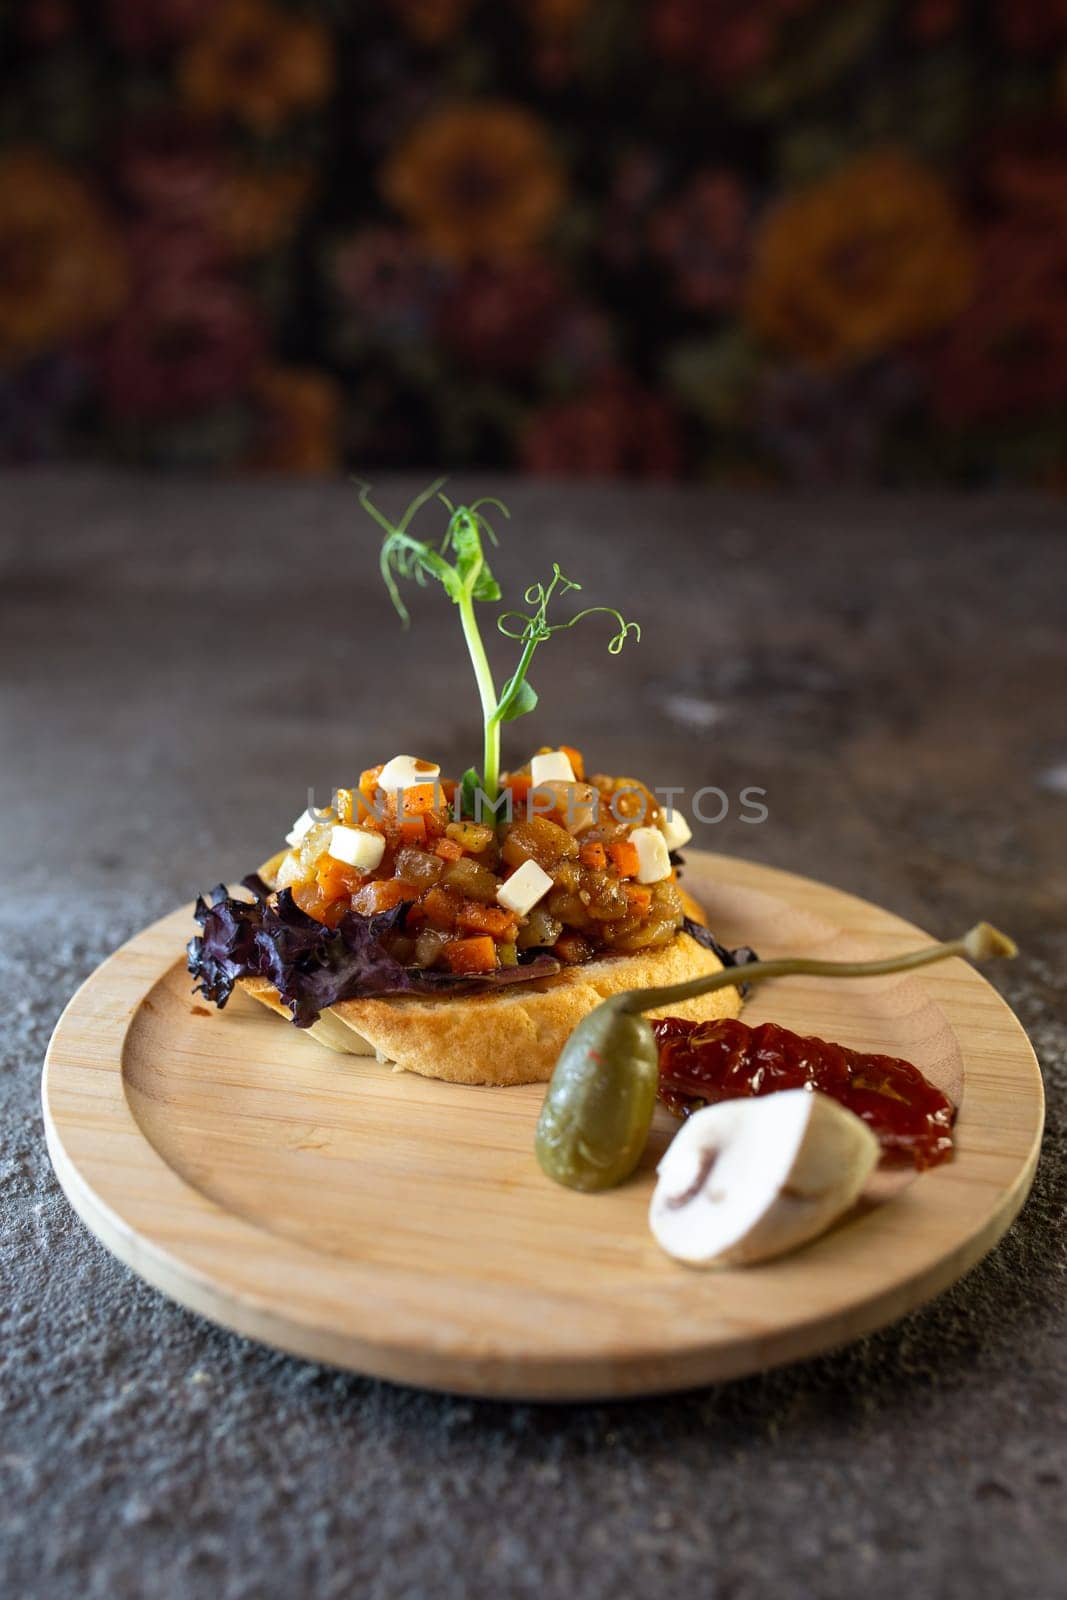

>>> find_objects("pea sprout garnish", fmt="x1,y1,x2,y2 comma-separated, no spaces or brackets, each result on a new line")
357,480,640,806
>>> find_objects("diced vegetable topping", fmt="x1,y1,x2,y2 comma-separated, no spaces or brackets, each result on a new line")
264,748,688,976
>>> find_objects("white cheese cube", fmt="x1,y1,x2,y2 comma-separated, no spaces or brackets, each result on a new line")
377,754,441,791
328,824,385,872
285,808,322,848
496,858,554,916
530,750,576,786
630,825,672,884
658,806,693,852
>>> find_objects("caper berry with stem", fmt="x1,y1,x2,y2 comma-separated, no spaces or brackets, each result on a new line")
534,923,1017,1193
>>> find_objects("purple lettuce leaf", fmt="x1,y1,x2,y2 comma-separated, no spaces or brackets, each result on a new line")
681,916,758,997
189,884,560,1028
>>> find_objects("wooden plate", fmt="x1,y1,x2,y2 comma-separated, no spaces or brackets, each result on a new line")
42,852,1043,1401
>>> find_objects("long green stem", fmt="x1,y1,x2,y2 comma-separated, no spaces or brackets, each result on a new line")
458,588,500,799
617,923,1017,1015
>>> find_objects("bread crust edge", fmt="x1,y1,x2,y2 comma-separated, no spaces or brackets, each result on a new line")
238,920,742,1086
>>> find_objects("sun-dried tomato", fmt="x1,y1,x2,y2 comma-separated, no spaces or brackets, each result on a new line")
654,1016,956,1169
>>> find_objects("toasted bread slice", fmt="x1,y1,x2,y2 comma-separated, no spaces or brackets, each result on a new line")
239,913,742,1086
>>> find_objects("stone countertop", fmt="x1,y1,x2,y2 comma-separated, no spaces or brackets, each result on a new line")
2,471,1064,1600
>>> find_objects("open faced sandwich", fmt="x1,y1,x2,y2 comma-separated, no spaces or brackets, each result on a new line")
189,485,751,1085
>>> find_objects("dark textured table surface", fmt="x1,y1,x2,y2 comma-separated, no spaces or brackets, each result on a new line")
2,471,1065,1600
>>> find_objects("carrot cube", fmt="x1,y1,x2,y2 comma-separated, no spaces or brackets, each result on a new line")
441,935,497,974
434,836,463,862
315,856,362,901
402,782,439,816
622,883,652,915
560,745,585,781
454,901,517,939
608,839,640,878
358,765,382,800
355,766,386,824
503,773,533,817
421,886,459,928
350,878,414,916
580,841,607,870
423,807,447,840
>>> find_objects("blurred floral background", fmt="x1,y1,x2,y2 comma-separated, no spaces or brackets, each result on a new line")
2,0,1066,484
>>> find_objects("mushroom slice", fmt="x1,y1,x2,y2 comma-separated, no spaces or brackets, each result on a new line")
649,1090,879,1268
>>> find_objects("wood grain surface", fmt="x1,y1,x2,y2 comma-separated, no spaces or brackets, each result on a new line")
42,851,1043,1401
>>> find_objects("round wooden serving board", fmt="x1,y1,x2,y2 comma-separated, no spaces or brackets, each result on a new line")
43,853,1043,1401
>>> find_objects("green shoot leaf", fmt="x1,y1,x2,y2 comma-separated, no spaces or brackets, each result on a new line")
442,506,501,598
358,478,460,625
455,767,483,821
497,677,538,722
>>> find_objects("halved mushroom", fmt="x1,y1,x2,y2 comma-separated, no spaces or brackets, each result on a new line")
649,1089,879,1268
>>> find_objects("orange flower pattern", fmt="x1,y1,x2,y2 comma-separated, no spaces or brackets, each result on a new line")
747,153,974,367
0,152,126,364
382,103,565,263
246,365,341,473
0,2,1064,483
178,0,332,133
